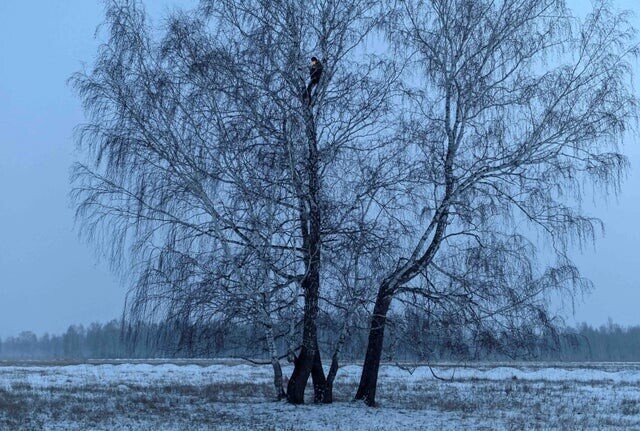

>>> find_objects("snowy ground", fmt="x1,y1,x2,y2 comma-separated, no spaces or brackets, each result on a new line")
1,360,640,430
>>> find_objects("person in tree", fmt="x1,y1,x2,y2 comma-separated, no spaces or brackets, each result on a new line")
305,56,323,101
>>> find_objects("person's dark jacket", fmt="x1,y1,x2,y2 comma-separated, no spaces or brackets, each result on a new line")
309,60,323,84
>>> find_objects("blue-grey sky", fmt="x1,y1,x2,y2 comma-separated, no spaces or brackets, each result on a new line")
0,0,638,338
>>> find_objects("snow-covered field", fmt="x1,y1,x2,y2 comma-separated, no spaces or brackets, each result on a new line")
1,360,640,430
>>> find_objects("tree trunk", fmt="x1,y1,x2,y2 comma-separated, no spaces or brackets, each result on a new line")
311,344,330,403
324,350,340,404
286,90,324,404
354,198,451,406
265,325,286,400
286,268,320,404
286,344,314,404
286,341,330,403
271,358,286,401
286,204,322,404
324,315,349,403
354,287,393,406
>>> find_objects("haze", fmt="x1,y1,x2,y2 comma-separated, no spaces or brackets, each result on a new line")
0,0,638,338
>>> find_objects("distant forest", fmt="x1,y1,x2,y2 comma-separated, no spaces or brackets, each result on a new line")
1,317,639,362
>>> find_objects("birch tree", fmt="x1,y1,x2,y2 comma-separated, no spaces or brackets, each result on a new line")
72,0,398,404
354,0,638,405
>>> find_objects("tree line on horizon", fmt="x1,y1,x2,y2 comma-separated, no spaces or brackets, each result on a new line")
2,318,640,363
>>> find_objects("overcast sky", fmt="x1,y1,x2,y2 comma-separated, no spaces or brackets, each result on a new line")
1,0,639,338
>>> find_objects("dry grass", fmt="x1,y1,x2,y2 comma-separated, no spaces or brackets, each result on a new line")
2,363,640,430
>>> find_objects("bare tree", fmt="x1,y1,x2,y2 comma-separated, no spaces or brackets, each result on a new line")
72,0,398,404
71,0,301,400
354,0,638,405
70,0,633,409
198,0,401,404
